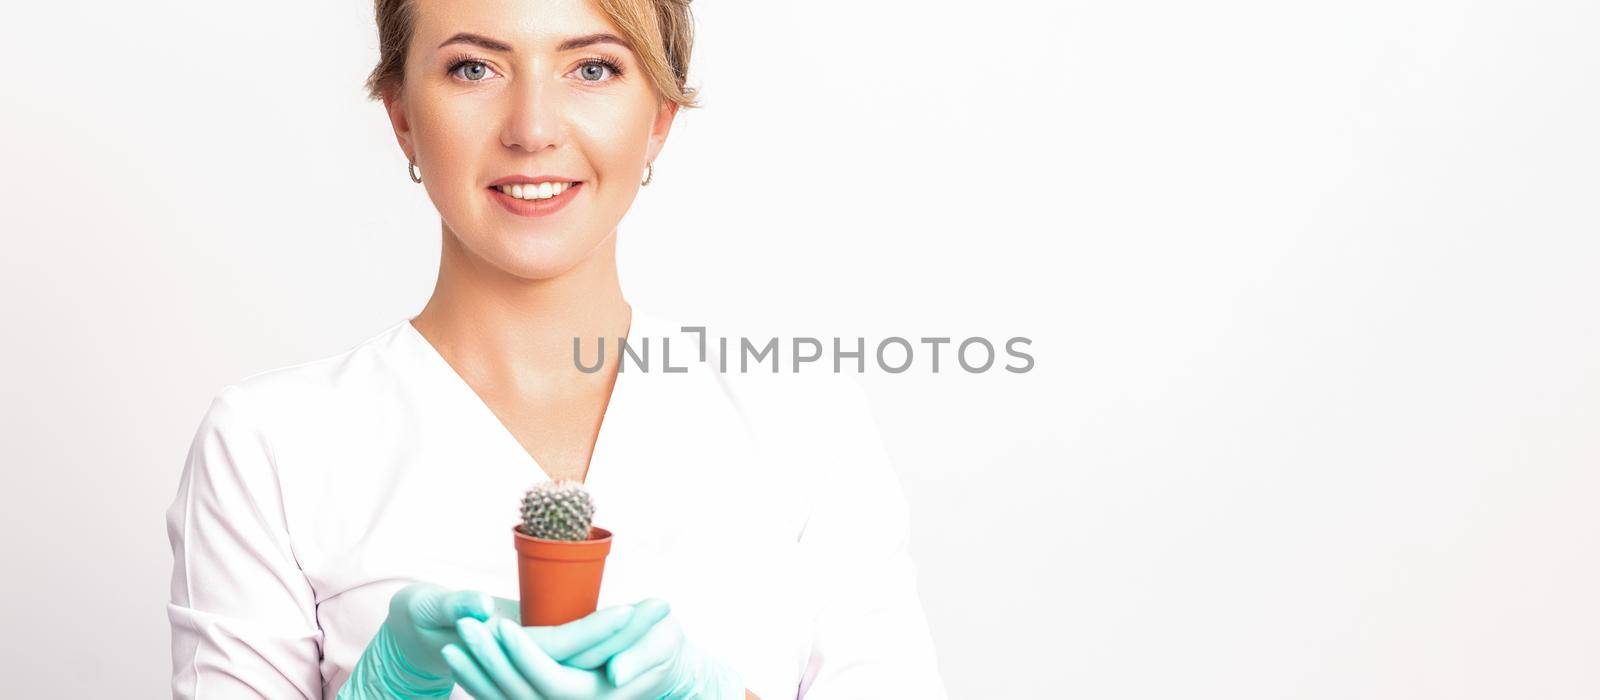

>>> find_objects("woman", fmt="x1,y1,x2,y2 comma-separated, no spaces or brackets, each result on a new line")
164,0,946,698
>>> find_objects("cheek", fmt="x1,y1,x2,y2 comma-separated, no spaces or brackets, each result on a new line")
417,99,494,182
567,101,656,177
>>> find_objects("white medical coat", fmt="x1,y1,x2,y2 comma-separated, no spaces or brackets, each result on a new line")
165,311,947,699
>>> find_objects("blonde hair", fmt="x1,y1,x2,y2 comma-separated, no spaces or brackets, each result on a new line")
363,0,701,109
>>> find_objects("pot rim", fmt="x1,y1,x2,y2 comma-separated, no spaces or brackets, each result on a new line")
512,524,611,543
512,524,613,561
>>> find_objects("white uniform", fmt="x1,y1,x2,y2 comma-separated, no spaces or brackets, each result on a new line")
165,310,947,699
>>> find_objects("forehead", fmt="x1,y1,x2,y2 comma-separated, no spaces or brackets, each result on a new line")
411,0,621,49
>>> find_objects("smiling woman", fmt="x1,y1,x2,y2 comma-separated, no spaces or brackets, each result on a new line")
163,0,947,699
368,0,696,283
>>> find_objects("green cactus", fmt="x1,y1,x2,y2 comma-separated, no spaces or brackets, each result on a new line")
519,478,596,541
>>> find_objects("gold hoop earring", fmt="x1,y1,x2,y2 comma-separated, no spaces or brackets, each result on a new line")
641,161,653,186
408,161,422,184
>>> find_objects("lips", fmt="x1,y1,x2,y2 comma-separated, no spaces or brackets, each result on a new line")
488,181,582,218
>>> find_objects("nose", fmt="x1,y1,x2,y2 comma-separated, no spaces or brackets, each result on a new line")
500,69,562,153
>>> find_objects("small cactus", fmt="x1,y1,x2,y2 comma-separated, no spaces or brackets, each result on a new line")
519,479,595,541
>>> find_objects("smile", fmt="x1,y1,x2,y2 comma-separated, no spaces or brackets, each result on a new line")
488,182,582,218
495,182,578,200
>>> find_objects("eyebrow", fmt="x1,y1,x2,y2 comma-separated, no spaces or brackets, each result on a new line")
436,32,633,54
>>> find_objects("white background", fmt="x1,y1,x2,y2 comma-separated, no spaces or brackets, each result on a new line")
3,0,1598,697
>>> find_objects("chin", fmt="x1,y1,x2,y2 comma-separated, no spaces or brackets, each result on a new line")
491,241,597,281
445,210,613,281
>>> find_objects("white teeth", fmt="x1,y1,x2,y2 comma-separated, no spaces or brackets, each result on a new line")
497,182,575,200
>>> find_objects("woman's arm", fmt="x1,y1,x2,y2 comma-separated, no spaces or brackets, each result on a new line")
165,385,324,698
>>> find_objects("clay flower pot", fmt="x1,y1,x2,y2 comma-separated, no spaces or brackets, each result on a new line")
512,524,613,626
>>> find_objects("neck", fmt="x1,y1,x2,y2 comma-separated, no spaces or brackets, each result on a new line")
410,222,632,392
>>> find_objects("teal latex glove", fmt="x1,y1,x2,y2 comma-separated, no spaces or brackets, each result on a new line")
337,582,499,699
443,598,747,700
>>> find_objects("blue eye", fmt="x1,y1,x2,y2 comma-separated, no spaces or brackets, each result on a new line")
576,57,625,83
450,58,495,82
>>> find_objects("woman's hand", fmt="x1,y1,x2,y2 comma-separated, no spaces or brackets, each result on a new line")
442,598,748,700
337,582,496,698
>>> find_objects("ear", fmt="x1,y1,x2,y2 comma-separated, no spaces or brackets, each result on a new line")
382,88,416,163
644,99,680,165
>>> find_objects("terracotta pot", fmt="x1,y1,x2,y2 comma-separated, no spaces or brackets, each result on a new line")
512,525,613,626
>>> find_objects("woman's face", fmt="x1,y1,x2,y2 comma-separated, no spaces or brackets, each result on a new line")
386,0,678,280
